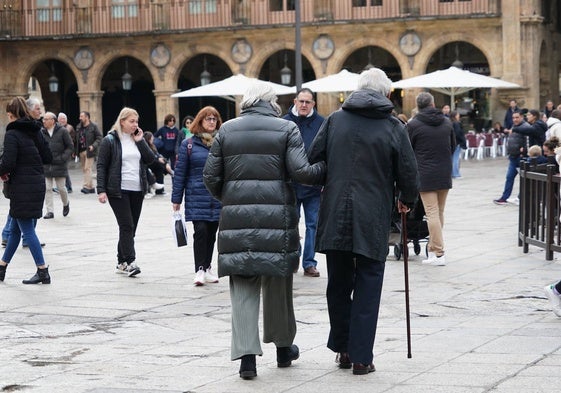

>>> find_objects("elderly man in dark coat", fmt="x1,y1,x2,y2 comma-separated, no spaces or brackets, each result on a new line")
41,111,73,218
308,67,419,375
203,80,325,380
407,92,455,266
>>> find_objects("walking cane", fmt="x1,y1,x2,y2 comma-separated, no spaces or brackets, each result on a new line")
400,209,413,358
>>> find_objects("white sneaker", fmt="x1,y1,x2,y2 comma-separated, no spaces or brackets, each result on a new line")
144,192,154,199
422,254,446,266
115,262,141,277
506,197,520,206
544,284,561,317
422,252,436,263
194,267,205,286
151,182,164,191
204,267,219,283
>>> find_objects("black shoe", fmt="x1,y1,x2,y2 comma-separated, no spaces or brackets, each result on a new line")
67,188,73,194
239,354,256,379
22,266,51,284
22,242,46,248
43,212,54,219
277,344,299,368
336,352,352,369
81,187,95,194
0,264,6,282
63,203,70,217
52,187,59,193
352,362,375,375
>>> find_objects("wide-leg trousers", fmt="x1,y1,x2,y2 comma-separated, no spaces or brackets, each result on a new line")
326,251,385,366
229,274,296,360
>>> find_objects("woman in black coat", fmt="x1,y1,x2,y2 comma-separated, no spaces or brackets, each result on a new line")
97,107,155,277
0,96,53,284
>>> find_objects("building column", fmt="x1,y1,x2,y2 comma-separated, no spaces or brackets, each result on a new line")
153,89,179,129
76,90,104,128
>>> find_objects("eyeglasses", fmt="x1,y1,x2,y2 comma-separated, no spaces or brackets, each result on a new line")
185,120,192,124
297,100,313,105
204,117,217,122
43,117,55,121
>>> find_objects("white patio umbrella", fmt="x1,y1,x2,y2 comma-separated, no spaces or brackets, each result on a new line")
301,69,361,93
171,74,295,101
391,67,520,109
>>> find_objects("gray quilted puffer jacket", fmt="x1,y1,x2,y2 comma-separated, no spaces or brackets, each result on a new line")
203,101,325,277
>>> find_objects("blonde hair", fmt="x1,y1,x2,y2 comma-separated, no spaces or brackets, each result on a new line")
528,145,542,157
110,107,139,139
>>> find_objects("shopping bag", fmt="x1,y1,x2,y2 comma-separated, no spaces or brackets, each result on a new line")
173,212,188,247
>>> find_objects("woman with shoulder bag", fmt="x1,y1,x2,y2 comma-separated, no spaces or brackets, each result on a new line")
171,106,222,286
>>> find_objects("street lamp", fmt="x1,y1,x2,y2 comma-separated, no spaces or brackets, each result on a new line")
280,52,292,85
121,58,132,91
200,56,211,86
48,62,59,93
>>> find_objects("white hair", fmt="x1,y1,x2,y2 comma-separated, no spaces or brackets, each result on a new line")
357,67,392,96
58,112,67,120
240,80,281,116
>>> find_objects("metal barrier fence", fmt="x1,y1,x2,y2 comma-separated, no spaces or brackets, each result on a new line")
518,161,561,260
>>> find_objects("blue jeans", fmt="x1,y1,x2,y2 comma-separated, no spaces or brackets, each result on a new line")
296,194,320,269
2,217,45,266
500,156,521,200
452,145,462,178
2,214,34,244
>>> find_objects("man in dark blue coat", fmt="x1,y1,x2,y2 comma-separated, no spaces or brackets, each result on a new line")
308,68,418,375
283,88,324,277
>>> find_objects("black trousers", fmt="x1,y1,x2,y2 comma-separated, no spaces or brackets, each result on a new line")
108,190,144,263
192,220,219,272
326,250,385,366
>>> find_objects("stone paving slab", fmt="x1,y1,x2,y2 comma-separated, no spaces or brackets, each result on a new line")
2,158,561,392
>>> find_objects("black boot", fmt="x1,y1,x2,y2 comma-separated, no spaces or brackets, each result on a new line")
22,266,51,284
277,344,299,367
239,354,256,379
0,264,6,282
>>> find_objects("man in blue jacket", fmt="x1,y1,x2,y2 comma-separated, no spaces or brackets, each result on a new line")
283,88,324,277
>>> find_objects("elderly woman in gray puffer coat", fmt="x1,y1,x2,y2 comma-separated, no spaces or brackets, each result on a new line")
203,81,325,380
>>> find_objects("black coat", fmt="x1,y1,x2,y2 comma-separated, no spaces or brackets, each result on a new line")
308,89,419,262
96,130,156,197
203,101,325,277
43,123,73,178
0,117,52,218
407,107,455,192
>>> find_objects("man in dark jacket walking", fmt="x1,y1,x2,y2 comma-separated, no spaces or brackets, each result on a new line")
76,111,102,194
283,88,324,277
204,81,325,380
407,92,455,266
41,112,73,219
494,110,530,205
308,68,419,375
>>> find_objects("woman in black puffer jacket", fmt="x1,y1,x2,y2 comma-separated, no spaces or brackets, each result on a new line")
0,97,53,284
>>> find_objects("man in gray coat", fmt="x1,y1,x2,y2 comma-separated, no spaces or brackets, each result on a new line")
41,112,73,218
308,68,419,375
203,81,325,380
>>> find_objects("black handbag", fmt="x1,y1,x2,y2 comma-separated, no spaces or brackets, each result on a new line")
173,212,188,247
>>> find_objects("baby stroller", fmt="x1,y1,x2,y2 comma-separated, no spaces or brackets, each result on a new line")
389,197,429,260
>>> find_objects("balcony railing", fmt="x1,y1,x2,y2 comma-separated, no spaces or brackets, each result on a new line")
0,0,500,39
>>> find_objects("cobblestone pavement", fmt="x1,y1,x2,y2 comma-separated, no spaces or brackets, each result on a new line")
1,158,561,393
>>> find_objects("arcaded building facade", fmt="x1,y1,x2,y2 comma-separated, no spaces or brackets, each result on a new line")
0,0,559,134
